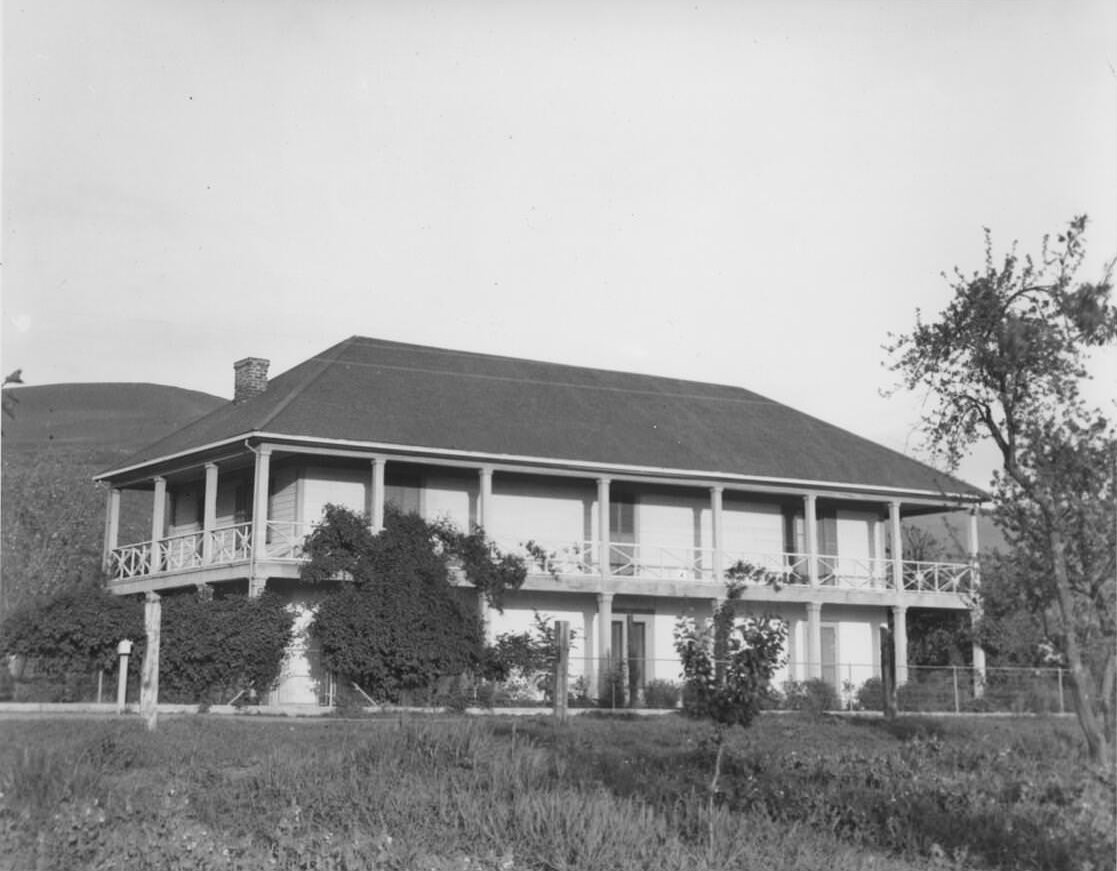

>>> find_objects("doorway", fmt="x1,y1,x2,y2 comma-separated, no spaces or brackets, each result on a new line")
610,614,650,706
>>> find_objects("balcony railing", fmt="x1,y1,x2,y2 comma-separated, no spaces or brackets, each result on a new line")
108,521,309,582
108,526,975,595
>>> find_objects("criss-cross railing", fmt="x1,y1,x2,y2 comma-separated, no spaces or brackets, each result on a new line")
902,560,976,594
109,527,975,596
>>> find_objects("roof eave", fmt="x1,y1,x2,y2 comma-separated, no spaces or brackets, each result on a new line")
95,429,986,504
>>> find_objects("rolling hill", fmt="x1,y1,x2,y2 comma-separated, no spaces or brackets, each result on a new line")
2,382,225,465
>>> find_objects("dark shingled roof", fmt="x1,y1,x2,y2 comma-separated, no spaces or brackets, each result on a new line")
99,336,984,499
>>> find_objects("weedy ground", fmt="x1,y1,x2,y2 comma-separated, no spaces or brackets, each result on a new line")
0,712,1111,870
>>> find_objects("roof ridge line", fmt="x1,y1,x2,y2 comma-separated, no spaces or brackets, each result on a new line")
255,337,356,431
332,357,775,405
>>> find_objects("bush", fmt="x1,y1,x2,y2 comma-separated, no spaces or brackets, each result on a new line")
783,678,840,714
0,585,143,676
856,676,884,711
158,592,295,704
643,679,681,709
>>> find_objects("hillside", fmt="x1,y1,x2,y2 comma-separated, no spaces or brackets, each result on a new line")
1,383,226,614
2,382,225,464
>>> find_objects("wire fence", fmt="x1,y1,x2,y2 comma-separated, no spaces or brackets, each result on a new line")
533,658,1074,715
1,656,1074,715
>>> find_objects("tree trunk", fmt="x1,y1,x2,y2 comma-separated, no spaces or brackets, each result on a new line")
1050,528,1111,767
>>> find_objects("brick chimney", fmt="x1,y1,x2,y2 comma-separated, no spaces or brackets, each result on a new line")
233,357,269,403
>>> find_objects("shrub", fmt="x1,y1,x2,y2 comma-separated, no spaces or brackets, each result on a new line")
783,678,840,715
643,679,681,709
856,676,884,711
0,585,143,676
158,592,294,704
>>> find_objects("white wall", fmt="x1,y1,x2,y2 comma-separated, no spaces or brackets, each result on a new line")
301,466,368,525
488,476,595,551
423,470,477,529
722,499,784,568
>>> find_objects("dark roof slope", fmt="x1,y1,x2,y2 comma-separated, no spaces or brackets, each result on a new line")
100,336,984,498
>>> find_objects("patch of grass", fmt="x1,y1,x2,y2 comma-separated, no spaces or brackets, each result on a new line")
0,713,1111,870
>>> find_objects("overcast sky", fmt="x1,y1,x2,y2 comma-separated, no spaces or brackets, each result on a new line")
3,0,1115,488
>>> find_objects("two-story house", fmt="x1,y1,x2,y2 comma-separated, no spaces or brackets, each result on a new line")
96,336,986,706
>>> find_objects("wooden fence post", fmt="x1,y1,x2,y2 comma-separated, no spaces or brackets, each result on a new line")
553,620,570,724
140,592,162,731
879,625,897,720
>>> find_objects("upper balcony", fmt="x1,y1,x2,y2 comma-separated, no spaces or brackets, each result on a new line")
107,522,977,604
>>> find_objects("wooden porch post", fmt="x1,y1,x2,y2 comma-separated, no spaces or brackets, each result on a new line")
710,486,724,582
370,457,386,531
478,467,494,528
150,477,166,572
477,467,495,639
804,493,819,586
889,500,904,591
102,487,121,573
597,477,611,582
597,591,614,699
806,601,822,680
202,463,218,564
249,446,271,597
893,604,909,686
967,504,986,695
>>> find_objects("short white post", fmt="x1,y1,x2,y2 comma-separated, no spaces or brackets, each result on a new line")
116,639,133,714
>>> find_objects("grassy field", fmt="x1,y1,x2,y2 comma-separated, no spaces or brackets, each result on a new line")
0,712,1112,870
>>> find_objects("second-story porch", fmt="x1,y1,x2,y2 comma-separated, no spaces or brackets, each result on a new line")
102,441,981,608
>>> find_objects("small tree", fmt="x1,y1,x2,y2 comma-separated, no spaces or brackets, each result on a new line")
484,611,577,701
888,216,1116,765
674,581,786,847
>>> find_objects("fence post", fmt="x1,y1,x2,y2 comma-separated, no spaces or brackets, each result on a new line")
140,592,161,731
952,666,960,713
1057,668,1065,714
553,620,570,724
879,625,896,719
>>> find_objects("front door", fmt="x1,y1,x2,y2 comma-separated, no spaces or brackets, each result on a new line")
611,615,649,706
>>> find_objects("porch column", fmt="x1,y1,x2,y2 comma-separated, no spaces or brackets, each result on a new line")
478,466,494,529
370,457,386,531
597,477,611,583
710,486,724,582
597,592,614,697
967,504,986,694
150,477,167,544
806,601,822,680
966,506,980,562
102,487,121,573
202,463,218,564
150,477,166,572
889,500,904,591
249,446,271,596
892,604,909,686
804,494,819,586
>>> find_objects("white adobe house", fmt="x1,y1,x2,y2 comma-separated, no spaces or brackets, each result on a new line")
95,336,987,705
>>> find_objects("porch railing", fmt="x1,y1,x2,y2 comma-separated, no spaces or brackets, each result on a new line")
109,527,975,595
